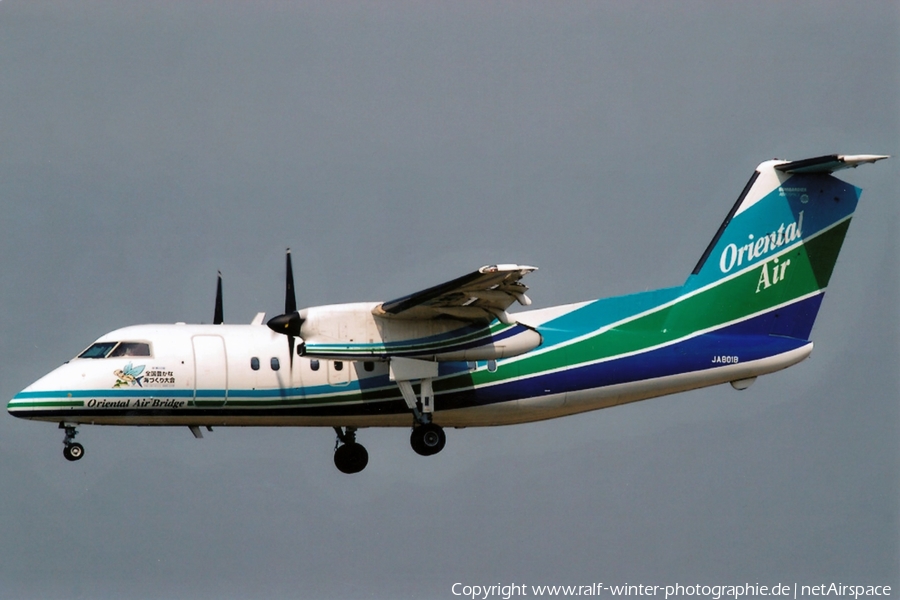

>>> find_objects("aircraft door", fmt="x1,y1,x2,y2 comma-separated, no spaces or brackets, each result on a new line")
192,335,228,408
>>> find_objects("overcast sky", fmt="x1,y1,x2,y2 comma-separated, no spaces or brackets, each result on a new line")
0,2,897,599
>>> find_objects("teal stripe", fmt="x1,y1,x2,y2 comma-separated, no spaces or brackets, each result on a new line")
14,389,194,399
306,322,513,354
537,286,682,346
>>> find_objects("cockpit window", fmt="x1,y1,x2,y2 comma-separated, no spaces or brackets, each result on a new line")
78,342,119,359
77,341,152,359
108,342,152,357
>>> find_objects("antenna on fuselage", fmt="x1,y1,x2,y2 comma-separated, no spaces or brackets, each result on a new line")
214,271,224,325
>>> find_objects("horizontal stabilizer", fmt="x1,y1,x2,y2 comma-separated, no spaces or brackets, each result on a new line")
775,154,888,174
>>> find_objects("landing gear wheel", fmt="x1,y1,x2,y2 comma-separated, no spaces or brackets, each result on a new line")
334,442,368,474
410,423,446,456
63,442,84,462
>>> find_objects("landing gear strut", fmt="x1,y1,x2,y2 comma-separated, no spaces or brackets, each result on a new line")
396,375,448,457
410,422,446,456
390,358,449,458
60,423,84,462
333,427,368,474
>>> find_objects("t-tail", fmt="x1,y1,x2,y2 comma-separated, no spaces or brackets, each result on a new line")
664,154,888,343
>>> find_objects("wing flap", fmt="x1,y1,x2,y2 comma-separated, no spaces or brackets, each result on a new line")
376,264,537,321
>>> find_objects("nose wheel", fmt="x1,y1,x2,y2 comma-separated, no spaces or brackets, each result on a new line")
410,423,445,456
63,442,84,461
60,423,84,462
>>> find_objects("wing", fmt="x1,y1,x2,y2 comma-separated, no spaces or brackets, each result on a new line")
374,264,537,323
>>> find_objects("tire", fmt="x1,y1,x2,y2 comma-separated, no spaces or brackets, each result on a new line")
63,443,84,462
334,442,368,474
410,423,446,456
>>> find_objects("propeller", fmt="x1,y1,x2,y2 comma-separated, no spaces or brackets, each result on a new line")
213,271,224,325
266,249,304,368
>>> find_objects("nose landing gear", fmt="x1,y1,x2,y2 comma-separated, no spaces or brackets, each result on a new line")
60,423,84,462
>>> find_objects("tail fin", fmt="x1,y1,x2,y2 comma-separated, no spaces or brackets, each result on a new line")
667,154,887,340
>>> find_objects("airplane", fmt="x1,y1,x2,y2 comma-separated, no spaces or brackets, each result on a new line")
8,154,888,473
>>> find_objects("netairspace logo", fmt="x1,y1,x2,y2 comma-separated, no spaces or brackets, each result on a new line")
450,583,892,600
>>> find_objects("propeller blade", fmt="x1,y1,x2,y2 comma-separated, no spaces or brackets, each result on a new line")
265,248,304,370
214,271,224,325
285,248,297,314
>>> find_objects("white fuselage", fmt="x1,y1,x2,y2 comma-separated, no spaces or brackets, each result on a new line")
11,317,811,429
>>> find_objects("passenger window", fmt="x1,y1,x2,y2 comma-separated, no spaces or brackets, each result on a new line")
310,359,320,371
487,359,498,372
270,357,280,371
250,357,260,371
334,361,343,372
363,361,374,372
77,342,119,359
108,342,151,358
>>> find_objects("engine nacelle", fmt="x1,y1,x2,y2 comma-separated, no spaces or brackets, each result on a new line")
298,303,542,361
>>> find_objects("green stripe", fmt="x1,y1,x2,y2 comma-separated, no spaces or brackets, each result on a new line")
9,400,84,408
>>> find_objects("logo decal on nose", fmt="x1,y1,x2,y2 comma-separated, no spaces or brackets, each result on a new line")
113,362,145,388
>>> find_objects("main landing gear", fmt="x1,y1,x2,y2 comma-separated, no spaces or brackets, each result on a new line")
399,379,447,458
60,423,84,462
324,360,455,474
410,422,445,456
330,419,446,473
333,427,368,474
400,380,447,457
390,358,448,458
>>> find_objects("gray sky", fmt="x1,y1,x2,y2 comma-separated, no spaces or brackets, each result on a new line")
0,2,897,599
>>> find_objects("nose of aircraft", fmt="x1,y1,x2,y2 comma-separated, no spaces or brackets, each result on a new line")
8,384,37,419
7,363,80,420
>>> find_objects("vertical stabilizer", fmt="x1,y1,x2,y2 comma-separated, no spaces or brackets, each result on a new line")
667,155,887,340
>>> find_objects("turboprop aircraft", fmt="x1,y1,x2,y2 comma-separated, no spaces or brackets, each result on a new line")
8,154,888,473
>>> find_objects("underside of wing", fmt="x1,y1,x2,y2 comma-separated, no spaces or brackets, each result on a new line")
374,264,537,323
